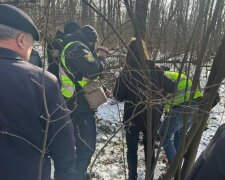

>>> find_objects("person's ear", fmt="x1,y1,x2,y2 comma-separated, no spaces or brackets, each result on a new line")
16,33,26,49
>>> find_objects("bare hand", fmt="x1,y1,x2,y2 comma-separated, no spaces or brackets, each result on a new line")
105,89,112,98
96,46,109,58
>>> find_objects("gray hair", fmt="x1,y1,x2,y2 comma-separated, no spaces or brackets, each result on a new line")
0,24,23,40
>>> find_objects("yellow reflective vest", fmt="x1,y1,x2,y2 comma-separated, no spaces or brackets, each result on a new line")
59,41,91,98
164,71,202,111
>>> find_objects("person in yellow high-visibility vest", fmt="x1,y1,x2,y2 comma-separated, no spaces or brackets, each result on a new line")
59,25,109,180
159,69,202,164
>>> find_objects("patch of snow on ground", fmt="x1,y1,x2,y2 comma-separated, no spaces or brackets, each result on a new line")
91,92,225,179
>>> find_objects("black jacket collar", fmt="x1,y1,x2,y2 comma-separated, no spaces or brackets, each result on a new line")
0,47,22,61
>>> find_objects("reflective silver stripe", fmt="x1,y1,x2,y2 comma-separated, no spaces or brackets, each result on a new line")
59,68,75,95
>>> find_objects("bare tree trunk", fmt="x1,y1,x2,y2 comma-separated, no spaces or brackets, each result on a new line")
181,0,225,177
81,0,89,24
149,0,160,46
184,35,225,178
135,0,149,39
164,37,225,180
162,0,224,179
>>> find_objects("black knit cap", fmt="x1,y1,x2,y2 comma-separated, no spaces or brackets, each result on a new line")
64,21,81,35
81,25,98,43
55,30,64,39
0,4,40,40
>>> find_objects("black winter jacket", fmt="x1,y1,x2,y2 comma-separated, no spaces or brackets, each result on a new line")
0,48,76,180
29,49,43,68
62,31,106,113
113,61,175,129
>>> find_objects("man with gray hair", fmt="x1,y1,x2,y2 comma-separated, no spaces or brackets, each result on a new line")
0,4,76,180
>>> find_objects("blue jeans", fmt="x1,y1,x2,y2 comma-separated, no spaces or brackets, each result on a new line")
160,103,196,163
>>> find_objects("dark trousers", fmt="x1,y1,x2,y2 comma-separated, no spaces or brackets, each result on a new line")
125,109,161,180
126,129,147,180
72,111,96,180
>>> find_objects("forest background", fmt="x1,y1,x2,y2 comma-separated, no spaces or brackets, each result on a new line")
1,0,225,179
